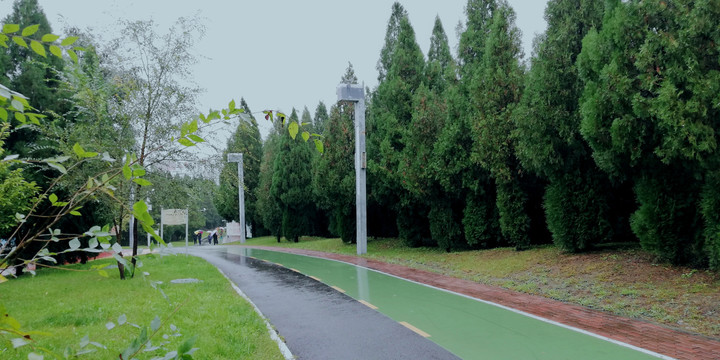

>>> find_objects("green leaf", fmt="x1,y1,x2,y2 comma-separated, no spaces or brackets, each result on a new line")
49,193,58,204
30,40,46,57
21,24,39,37
207,110,220,121
73,143,86,157
101,152,115,162
41,33,60,42
70,210,81,216
14,112,25,124
188,119,198,133
188,134,204,143
151,316,161,332
263,110,273,121
11,337,29,348
289,121,299,139
302,131,310,142
11,98,23,111
12,36,27,48
278,112,287,125
67,49,77,63
132,168,146,177
122,163,132,179
69,238,81,250
133,178,152,186
60,36,78,46
177,335,197,354
178,137,194,147
47,161,67,174
229,99,236,111
49,45,62,58
133,200,153,225
2,24,19,34
314,139,324,154
0,108,6,121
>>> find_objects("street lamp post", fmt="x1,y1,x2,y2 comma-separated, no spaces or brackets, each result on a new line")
227,153,246,243
337,83,367,255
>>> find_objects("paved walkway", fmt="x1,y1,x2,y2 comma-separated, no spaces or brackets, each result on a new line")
247,246,720,360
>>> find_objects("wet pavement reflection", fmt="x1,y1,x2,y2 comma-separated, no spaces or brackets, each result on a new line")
188,246,460,360
189,246,662,360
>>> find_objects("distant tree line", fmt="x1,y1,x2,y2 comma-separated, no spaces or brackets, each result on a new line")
233,0,720,270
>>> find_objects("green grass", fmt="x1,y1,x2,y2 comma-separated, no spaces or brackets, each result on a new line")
239,235,720,339
1,254,284,360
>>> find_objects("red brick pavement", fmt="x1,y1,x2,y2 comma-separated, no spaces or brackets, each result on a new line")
248,246,720,360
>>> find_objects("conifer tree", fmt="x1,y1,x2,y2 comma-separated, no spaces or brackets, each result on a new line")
442,0,502,249
313,101,329,135
369,13,427,246
578,0,720,266
313,63,358,243
216,98,263,236
256,129,282,241
512,0,615,252
469,1,540,249
376,2,409,83
271,109,314,242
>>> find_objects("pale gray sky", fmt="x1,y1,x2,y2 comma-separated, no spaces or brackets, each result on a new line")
1,0,548,143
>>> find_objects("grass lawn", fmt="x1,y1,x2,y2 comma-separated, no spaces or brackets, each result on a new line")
1,253,284,360
240,236,720,339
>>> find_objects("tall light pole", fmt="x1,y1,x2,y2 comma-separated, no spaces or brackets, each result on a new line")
227,153,246,243
337,83,367,255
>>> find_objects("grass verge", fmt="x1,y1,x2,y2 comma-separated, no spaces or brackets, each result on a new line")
241,236,720,339
1,253,284,360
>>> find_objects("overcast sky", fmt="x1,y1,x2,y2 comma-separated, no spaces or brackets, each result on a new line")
1,0,548,143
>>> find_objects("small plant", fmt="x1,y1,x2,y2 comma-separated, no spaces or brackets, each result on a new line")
681,269,698,279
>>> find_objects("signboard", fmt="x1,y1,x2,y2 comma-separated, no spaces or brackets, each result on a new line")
161,209,188,225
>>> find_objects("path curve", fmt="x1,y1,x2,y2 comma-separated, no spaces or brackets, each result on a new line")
187,246,460,360
245,245,720,360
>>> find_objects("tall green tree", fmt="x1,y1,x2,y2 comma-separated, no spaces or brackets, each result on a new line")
255,129,282,241
402,16,462,250
425,15,454,92
369,13,427,246
1,0,69,170
444,0,502,249
512,0,618,252
312,101,329,135
313,64,357,243
300,105,313,133
216,98,262,236
271,109,314,242
578,0,720,267
376,2,409,83
469,1,542,249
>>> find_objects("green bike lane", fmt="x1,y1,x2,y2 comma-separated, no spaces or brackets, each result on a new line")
232,247,667,360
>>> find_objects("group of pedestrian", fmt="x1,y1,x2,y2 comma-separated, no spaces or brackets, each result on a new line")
193,228,220,245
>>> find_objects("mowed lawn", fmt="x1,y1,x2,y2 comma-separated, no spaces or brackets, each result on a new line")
241,236,720,339
1,253,284,360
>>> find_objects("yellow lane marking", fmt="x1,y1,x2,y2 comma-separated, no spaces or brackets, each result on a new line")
289,268,300,273
309,276,322,282
331,285,346,293
399,321,431,338
358,300,378,310
275,263,283,267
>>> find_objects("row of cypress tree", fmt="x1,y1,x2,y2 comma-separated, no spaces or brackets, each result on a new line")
246,0,720,270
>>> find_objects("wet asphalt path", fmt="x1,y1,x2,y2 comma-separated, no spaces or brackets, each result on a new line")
187,245,460,360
